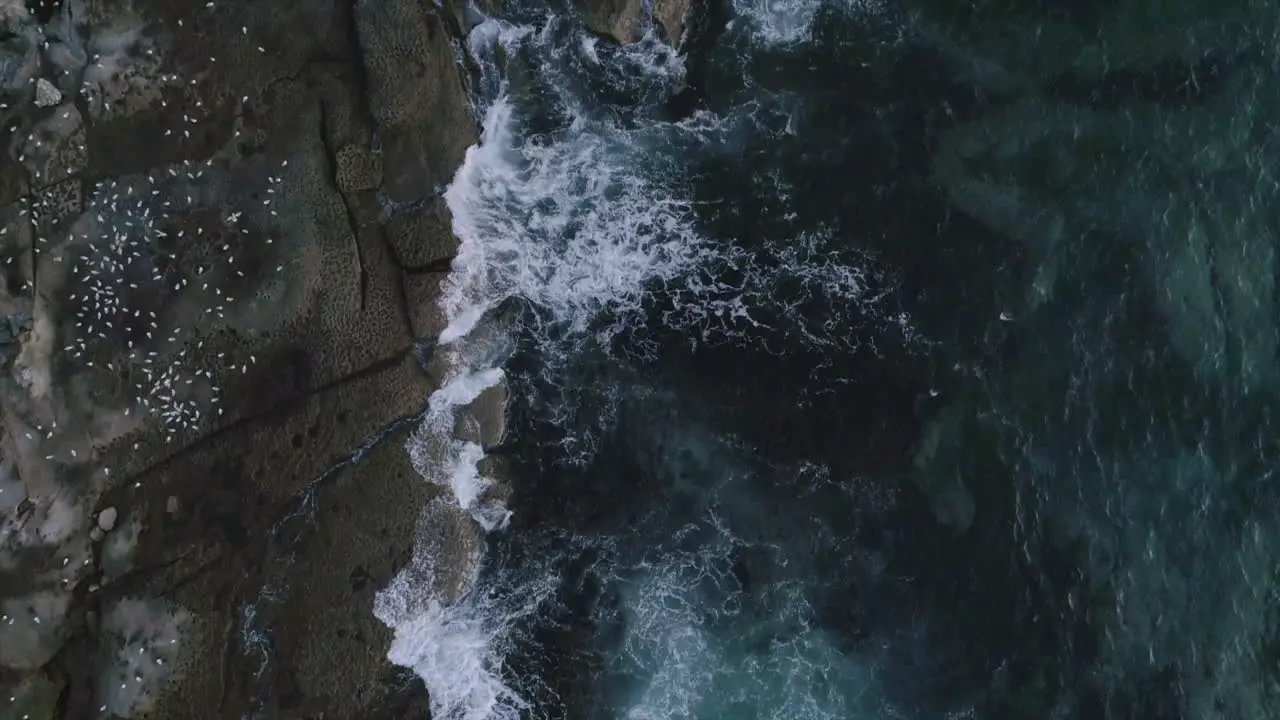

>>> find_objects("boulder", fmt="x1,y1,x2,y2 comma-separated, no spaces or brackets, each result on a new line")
32,79,59,108
577,0,691,46
96,506,117,531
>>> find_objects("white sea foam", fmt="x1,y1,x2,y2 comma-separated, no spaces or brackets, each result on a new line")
466,17,535,117
376,554,557,720
379,8,909,716
401,363,514,533
384,601,524,720
732,0,885,45
381,14,708,715
607,525,893,720
441,95,707,349
426,367,507,418
733,0,822,44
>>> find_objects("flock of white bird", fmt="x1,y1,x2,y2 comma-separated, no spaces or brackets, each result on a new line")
3,1,297,714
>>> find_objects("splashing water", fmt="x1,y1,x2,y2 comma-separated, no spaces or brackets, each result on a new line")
439,97,708,349
377,15,711,717
730,0,885,46
373,0,1280,718
376,7,907,719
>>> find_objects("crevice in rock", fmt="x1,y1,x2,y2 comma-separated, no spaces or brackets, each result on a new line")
401,254,456,275
316,95,370,311
98,547,205,602
374,225,419,338
387,262,416,342
216,609,239,715
341,0,379,123
255,63,319,108
228,409,425,716
430,1,485,119
118,348,415,488
281,406,423,503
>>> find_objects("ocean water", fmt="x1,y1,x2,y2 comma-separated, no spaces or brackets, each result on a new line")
377,0,1280,718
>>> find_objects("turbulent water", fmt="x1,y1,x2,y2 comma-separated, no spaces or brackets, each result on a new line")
377,1,1280,718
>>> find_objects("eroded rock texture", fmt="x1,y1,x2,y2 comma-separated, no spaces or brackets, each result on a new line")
0,0,486,715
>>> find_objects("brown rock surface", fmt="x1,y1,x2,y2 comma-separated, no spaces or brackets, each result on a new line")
0,0,478,715
577,0,691,46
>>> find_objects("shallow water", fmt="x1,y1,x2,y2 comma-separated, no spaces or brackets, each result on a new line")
378,1,1280,718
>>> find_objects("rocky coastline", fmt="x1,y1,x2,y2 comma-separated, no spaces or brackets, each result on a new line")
1,0,691,715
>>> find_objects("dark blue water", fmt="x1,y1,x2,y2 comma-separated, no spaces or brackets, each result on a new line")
383,1,1280,718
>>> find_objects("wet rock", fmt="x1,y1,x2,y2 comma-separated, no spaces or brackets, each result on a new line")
0,0,29,23
653,0,691,45
42,9,88,91
100,511,139,580
120,352,435,718
577,0,691,46
0,311,32,368
579,0,641,44
457,377,508,448
253,424,444,719
77,12,176,124
377,497,484,612
355,0,456,131
355,0,475,270
383,199,459,268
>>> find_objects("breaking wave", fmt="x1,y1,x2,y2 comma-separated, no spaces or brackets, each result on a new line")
362,0,1280,718
376,14,709,717
439,94,707,350
375,5,909,719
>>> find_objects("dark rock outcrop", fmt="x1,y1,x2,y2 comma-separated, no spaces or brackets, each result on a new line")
0,0,481,715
